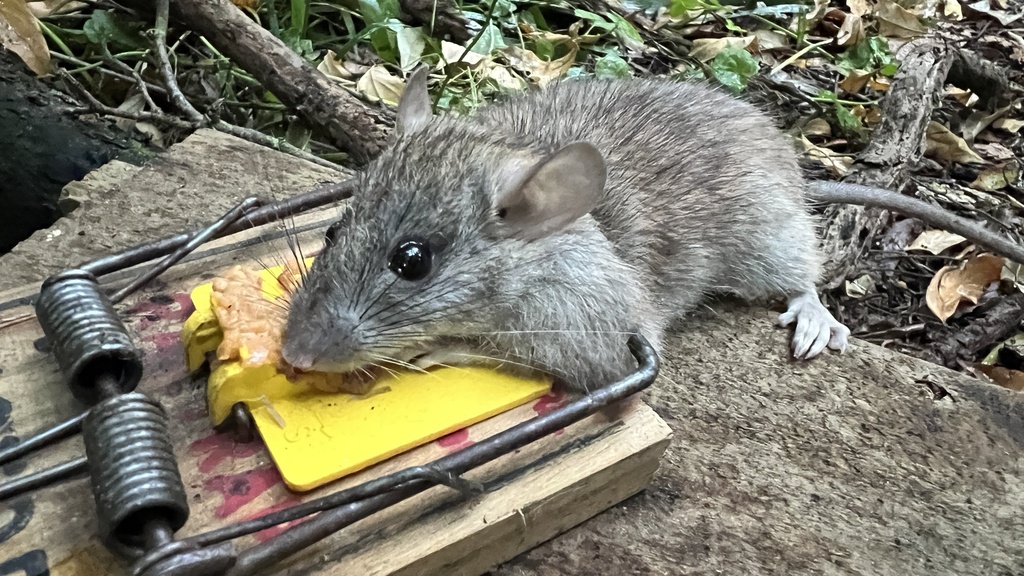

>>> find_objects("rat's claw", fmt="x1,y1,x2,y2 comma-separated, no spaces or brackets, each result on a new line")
780,290,850,360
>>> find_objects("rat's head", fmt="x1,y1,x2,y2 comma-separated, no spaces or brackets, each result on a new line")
280,68,607,376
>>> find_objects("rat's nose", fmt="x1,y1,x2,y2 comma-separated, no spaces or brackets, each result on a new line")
281,345,315,370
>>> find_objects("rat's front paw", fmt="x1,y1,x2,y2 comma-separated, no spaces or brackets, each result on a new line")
778,291,850,360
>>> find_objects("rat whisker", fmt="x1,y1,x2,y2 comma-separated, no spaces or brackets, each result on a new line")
358,276,401,322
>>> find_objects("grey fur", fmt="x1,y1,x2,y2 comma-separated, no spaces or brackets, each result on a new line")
281,77,833,392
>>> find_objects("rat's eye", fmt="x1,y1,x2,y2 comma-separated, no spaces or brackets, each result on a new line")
389,238,432,281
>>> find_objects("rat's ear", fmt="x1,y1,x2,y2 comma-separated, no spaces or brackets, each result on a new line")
495,142,607,241
396,65,432,137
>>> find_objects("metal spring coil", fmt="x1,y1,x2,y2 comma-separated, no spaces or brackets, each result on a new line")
82,393,190,556
35,269,143,404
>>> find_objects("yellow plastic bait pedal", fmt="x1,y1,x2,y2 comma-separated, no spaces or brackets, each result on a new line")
181,261,552,491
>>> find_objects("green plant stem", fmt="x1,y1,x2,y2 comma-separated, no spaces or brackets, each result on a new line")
37,21,75,57
751,14,834,62
434,0,501,109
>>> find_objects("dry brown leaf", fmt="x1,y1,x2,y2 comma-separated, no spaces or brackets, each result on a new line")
852,104,883,125
501,45,577,87
318,50,353,80
970,162,1021,191
875,0,929,38
943,0,964,18
0,0,50,76
926,253,1006,322
963,106,1011,144
974,364,1024,392
944,86,976,106
993,118,1024,134
845,274,874,298
688,36,757,62
752,29,789,51
836,13,865,47
868,75,891,91
839,69,872,93
439,40,488,68
802,0,830,25
355,64,405,106
802,117,832,137
907,229,968,254
847,0,873,16
966,0,1022,25
799,135,853,177
478,59,526,91
27,0,84,17
925,121,986,165
975,142,1016,161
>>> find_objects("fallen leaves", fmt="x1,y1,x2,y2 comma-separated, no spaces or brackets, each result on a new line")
970,161,1021,192
925,121,986,165
355,64,405,106
688,36,756,62
974,363,1024,391
875,0,930,38
965,0,1022,25
907,230,968,255
799,135,853,176
0,0,51,75
501,45,576,87
926,253,1006,322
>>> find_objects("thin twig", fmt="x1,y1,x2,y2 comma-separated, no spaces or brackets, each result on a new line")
60,70,198,129
50,51,169,95
151,0,204,123
144,0,345,172
101,44,159,111
212,120,349,173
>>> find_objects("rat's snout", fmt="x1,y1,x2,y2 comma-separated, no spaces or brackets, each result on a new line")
281,345,315,370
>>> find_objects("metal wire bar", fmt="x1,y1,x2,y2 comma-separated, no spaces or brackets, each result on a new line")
82,180,354,278
0,456,88,500
0,412,85,467
154,335,660,575
108,197,261,304
0,186,349,502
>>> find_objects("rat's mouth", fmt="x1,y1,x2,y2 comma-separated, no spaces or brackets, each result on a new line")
280,348,435,382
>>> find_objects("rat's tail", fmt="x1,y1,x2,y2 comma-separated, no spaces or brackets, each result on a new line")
806,180,1024,264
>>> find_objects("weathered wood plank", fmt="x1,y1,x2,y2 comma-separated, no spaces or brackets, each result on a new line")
0,222,670,576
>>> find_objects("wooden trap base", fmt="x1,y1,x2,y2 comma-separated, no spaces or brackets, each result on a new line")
0,201,672,575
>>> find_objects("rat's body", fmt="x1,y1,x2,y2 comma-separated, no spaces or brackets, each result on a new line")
281,72,1022,392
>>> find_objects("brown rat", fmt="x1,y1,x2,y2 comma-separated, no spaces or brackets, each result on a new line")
279,68,1023,392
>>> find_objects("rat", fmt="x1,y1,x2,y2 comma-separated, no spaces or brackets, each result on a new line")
279,67,1024,393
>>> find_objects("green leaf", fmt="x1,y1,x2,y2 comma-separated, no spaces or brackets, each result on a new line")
359,0,400,25
595,49,632,79
396,26,426,70
834,103,861,133
278,28,317,59
566,66,588,78
289,0,310,37
836,36,898,75
669,0,702,17
83,10,145,50
469,24,508,54
708,45,758,93
523,6,550,30
532,38,555,60
817,88,838,102
487,0,517,18
574,8,616,32
606,12,645,52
